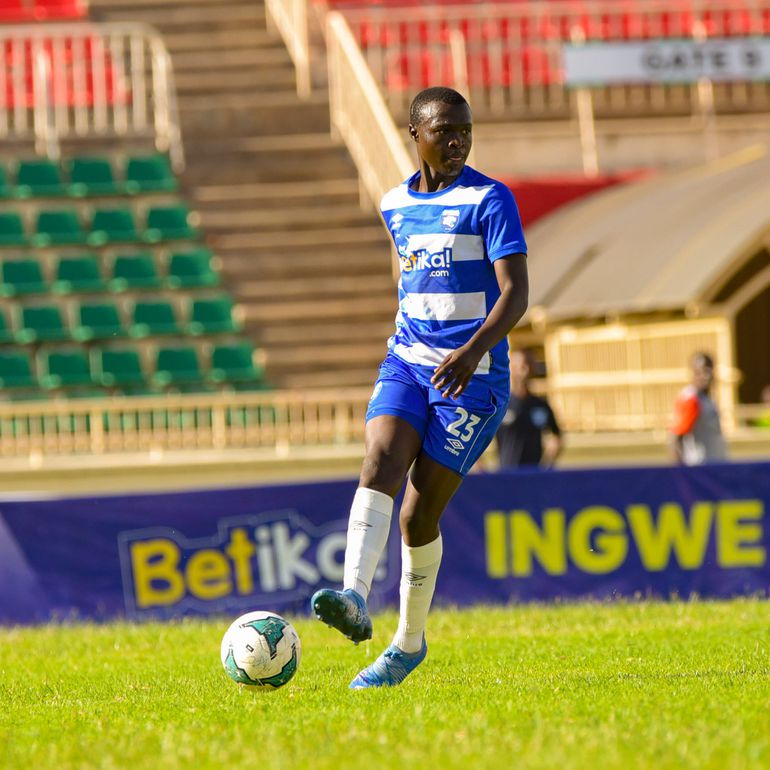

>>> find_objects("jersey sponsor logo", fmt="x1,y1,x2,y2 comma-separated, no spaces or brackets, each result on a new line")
441,208,460,231
399,246,453,277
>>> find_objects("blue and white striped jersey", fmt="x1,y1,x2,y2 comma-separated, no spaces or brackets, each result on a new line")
380,165,527,396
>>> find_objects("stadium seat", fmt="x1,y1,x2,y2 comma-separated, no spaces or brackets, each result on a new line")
34,209,86,246
109,252,161,291
0,306,14,344
88,207,139,245
0,211,29,246
209,342,263,385
187,296,239,335
0,166,12,198
92,347,145,388
153,345,203,386
52,254,106,294
130,299,180,337
68,156,122,197
144,205,199,242
0,257,47,296
15,159,67,198
124,154,177,194
166,248,219,289
16,304,70,344
0,350,37,389
73,300,126,341
39,348,93,389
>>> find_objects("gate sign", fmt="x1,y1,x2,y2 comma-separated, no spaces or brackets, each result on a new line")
0,461,768,625
563,38,770,85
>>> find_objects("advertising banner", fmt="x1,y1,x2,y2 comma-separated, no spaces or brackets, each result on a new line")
0,461,768,625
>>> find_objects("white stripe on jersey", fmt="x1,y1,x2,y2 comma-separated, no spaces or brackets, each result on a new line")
381,184,493,212
405,233,485,262
391,341,491,374
401,292,486,321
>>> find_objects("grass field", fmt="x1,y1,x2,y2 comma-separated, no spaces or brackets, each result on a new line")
1,600,768,770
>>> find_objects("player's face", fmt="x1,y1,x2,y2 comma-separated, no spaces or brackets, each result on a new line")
693,361,714,391
409,101,473,179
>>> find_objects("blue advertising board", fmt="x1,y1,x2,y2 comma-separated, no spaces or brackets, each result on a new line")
0,461,768,625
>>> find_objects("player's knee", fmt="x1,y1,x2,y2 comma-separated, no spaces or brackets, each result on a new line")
359,449,409,496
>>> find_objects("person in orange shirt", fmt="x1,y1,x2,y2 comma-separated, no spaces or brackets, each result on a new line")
670,352,727,465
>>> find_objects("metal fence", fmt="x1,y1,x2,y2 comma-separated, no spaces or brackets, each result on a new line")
0,22,184,169
0,388,371,459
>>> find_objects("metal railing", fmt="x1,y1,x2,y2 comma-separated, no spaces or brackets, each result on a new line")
0,388,371,460
0,22,184,170
326,11,412,211
0,386,765,461
340,0,770,120
265,0,313,98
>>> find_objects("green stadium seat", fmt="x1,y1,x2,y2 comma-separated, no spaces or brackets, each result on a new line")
15,159,68,198
0,257,47,296
166,248,219,289
16,304,69,344
92,347,145,388
187,296,240,335
0,211,29,246
88,207,139,245
68,156,122,197
52,254,106,294
209,342,263,384
144,205,199,242
0,306,14,344
0,165,11,198
73,300,126,341
109,252,161,291
0,350,37,389
130,299,180,337
34,209,86,246
124,154,177,194
39,348,93,389
153,345,202,386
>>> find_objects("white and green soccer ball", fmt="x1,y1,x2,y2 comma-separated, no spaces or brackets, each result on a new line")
220,610,301,690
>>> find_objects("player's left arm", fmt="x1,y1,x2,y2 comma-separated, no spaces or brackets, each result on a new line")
432,253,528,398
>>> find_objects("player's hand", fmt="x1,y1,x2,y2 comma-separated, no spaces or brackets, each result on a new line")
431,344,484,399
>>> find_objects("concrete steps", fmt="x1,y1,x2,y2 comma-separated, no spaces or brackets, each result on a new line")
89,0,394,389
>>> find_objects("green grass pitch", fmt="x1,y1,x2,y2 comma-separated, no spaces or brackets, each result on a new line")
1,600,768,770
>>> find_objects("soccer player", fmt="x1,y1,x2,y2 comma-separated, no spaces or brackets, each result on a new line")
670,351,727,465
495,348,562,468
311,87,529,688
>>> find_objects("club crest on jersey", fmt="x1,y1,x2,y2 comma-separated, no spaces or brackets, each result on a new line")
441,208,460,231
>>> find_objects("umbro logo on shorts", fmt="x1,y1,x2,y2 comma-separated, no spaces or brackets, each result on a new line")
446,438,465,451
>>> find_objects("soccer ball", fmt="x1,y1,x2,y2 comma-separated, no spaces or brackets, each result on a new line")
220,610,301,690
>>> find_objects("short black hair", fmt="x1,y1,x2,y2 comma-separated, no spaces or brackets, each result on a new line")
693,351,715,369
409,87,469,126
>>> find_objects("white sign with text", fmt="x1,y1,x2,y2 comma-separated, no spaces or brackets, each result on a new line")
563,38,770,85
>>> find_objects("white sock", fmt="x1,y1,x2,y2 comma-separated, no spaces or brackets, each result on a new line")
392,535,443,653
342,487,393,601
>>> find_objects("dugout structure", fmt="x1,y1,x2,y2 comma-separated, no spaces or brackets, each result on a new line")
520,145,770,433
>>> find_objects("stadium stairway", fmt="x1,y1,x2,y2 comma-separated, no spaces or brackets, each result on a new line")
89,0,397,389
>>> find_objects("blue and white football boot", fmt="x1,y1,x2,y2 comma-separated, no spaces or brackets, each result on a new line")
311,588,373,644
349,638,427,689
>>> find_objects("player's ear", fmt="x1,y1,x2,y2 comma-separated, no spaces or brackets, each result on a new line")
408,123,419,143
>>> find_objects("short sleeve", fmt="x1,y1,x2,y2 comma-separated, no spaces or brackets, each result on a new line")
545,402,562,436
671,392,700,436
478,184,527,263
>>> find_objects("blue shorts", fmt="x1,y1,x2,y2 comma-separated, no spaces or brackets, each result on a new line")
365,353,508,476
